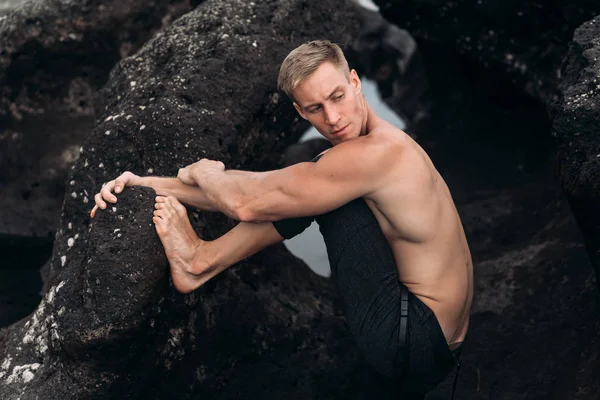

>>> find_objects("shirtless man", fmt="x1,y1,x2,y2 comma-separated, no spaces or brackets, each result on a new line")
91,40,473,397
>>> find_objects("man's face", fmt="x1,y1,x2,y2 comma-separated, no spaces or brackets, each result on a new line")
292,62,364,145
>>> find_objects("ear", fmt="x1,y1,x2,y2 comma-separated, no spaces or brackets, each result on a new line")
349,69,361,93
293,102,308,120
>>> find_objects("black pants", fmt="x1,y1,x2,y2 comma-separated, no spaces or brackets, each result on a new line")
273,198,457,395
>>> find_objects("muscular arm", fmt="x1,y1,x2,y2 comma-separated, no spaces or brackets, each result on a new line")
192,140,396,222
91,172,225,218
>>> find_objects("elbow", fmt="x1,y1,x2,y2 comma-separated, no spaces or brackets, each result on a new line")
231,197,275,223
236,208,254,223
228,195,255,222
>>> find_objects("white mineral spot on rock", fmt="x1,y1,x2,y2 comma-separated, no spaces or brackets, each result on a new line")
139,105,146,110
47,287,56,303
83,196,89,204
68,222,72,230
126,115,133,120
105,115,113,121
84,159,89,167
22,370,34,383
105,130,111,135
114,229,121,233
147,168,153,173
56,281,66,292
58,307,65,316
67,238,74,247
1,357,11,371
71,192,77,199
131,81,136,87
6,363,40,384
70,180,75,185
140,125,146,131
252,40,257,47
112,207,117,212
221,33,229,39
61,256,67,267
117,233,122,238
99,163,104,168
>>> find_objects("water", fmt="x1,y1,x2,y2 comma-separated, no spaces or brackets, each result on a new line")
284,78,406,276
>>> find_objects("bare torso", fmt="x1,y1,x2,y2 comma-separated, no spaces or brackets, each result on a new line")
331,120,473,349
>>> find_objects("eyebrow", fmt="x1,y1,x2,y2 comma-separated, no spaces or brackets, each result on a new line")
303,86,344,109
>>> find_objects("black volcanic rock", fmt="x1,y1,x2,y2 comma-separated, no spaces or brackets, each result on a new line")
553,16,600,287
373,0,600,105
0,0,195,239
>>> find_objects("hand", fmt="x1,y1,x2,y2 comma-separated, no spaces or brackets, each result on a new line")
177,159,225,186
90,171,140,218
177,166,196,185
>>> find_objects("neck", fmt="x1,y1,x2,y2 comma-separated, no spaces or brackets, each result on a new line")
360,98,377,136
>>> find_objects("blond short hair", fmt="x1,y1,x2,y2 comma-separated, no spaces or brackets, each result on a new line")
277,40,350,102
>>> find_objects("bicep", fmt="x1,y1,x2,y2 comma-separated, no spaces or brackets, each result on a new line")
262,159,375,219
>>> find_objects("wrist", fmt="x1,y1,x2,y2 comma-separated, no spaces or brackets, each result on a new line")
137,175,153,188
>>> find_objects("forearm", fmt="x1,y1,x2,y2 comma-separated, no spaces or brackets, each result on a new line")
137,176,220,211
189,169,265,220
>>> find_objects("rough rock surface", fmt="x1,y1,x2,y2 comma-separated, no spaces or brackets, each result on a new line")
0,0,394,398
373,0,600,105
553,18,600,290
0,0,196,239
0,0,194,121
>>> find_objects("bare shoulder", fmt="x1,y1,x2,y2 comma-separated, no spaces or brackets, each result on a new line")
318,131,405,167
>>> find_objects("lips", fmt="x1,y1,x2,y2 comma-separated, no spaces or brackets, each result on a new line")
332,124,349,135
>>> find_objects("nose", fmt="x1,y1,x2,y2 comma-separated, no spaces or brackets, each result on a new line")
324,105,341,125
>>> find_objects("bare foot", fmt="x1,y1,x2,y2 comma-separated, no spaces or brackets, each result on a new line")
153,196,214,293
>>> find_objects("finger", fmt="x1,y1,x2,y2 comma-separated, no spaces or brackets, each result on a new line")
114,173,131,194
100,181,118,203
94,193,107,210
154,202,164,209
155,196,166,203
90,205,98,218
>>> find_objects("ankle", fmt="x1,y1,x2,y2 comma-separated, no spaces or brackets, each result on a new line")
190,239,219,275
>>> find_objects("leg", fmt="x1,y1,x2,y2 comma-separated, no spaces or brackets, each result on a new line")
315,198,405,378
314,198,455,393
153,196,284,293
